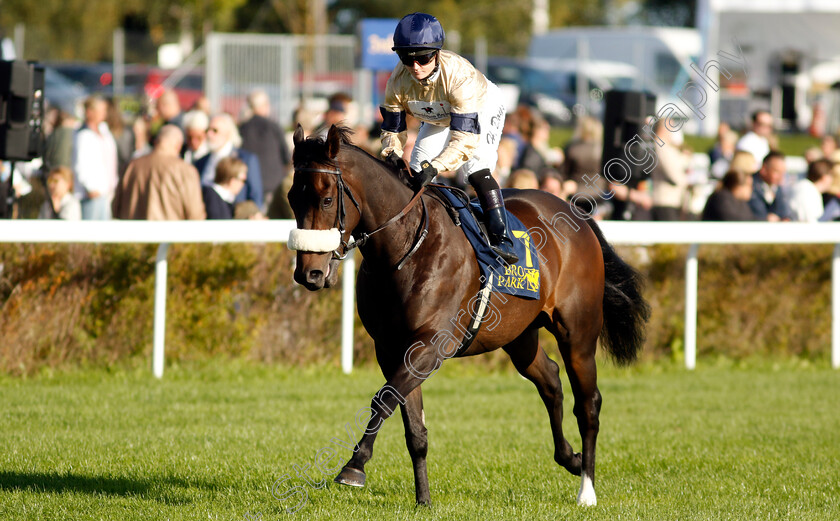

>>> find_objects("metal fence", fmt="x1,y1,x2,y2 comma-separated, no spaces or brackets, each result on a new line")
205,32,360,128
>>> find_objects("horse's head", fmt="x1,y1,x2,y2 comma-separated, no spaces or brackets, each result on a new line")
287,124,361,291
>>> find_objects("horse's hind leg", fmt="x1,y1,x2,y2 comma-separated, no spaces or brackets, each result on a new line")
557,331,601,507
504,328,581,477
399,386,430,505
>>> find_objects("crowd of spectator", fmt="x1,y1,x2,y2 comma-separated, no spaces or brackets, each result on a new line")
5,93,840,225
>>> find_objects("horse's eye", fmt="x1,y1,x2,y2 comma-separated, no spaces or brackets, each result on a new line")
323,197,334,209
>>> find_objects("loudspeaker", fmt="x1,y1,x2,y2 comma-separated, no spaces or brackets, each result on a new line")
0,60,45,161
600,89,656,170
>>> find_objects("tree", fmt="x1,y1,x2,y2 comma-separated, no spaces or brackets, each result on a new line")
0,0,246,62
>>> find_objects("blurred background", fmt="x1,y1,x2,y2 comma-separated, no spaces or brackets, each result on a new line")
2,0,839,136
2,0,840,373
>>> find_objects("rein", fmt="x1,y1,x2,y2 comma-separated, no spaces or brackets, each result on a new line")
295,166,429,269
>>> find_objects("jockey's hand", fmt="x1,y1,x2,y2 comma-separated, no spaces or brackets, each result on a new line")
384,151,406,171
413,160,437,189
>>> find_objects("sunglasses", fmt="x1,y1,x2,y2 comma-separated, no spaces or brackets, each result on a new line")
398,51,437,67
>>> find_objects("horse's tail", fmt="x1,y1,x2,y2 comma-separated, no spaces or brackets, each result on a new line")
585,219,650,365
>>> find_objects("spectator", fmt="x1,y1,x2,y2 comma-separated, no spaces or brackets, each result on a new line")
736,110,773,166
156,89,184,130
821,134,837,159
493,136,518,186
562,115,603,200
708,122,731,165
516,114,559,174
701,169,756,221
539,170,564,199
790,158,832,222
182,110,209,164
728,150,758,176
819,162,840,221
39,167,81,220
804,146,823,164
749,151,791,221
506,168,539,190
72,94,118,220
239,89,291,208
709,128,739,180
194,113,263,208
44,110,77,171
651,118,689,221
132,115,152,159
501,110,525,166
191,95,211,115
0,173,7,218
234,200,266,220
315,92,353,138
106,99,135,179
202,157,248,219
111,125,205,220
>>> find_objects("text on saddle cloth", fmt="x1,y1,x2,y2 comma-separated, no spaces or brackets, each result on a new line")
434,186,540,300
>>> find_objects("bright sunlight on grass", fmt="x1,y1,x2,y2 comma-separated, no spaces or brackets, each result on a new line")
1,360,838,520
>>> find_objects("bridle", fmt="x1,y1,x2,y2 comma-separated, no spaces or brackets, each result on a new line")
294,165,429,270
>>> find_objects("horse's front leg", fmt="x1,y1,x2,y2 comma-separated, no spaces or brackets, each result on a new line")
400,386,430,505
334,340,438,501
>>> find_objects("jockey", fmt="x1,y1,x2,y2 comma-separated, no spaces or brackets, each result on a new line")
379,12,519,265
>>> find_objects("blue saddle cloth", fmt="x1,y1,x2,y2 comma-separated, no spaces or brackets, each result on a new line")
435,187,540,300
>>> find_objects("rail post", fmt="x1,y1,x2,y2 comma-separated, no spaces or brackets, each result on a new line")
833,244,840,369
153,243,170,379
685,244,699,370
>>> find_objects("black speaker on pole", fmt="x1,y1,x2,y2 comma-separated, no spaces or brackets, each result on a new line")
600,90,656,220
600,89,657,170
0,60,45,162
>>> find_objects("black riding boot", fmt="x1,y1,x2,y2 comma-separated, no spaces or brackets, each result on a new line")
468,169,519,265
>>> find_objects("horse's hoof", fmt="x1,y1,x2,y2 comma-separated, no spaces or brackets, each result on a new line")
334,467,366,487
576,474,597,507
559,452,582,476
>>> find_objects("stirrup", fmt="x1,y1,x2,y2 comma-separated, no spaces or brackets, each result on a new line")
491,238,519,265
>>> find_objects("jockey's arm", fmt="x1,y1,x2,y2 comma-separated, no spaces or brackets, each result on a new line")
379,107,408,160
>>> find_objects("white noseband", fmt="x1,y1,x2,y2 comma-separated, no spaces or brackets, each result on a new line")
287,228,342,253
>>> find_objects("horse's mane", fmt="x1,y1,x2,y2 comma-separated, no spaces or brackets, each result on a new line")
294,124,414,188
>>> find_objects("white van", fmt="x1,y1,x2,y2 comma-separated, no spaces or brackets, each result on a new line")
529,26,701,96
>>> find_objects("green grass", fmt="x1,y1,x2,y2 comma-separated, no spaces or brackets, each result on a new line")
1,359,838,520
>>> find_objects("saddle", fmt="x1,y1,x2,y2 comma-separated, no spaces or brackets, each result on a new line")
425,184,541,301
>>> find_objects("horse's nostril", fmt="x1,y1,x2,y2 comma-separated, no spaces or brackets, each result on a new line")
307,270,324,283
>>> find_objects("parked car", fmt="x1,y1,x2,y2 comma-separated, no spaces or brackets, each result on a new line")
43,66,90,116
47,61,204,111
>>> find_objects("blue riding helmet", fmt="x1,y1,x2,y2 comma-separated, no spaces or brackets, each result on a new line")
392,13,445,52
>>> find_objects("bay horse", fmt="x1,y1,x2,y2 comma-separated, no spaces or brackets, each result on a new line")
287,125,649,507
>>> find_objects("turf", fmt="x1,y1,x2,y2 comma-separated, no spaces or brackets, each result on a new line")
1,359,838,520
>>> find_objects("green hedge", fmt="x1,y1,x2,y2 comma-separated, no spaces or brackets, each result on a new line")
0,242,833,375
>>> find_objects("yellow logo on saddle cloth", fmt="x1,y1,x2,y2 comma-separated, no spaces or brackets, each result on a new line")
494,230,540,294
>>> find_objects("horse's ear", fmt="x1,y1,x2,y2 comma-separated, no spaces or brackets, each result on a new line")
293,124,305,147
326,125,341,159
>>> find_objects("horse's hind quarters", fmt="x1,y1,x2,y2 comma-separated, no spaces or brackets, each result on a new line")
334,466,366,487
576,474,597,506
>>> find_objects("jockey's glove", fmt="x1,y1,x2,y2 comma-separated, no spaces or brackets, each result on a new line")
413,160,437,189
384,151,405,171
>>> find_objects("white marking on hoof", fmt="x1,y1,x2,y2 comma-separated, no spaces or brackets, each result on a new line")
577,474,597,506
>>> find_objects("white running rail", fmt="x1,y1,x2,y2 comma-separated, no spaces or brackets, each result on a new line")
2,220,839,375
